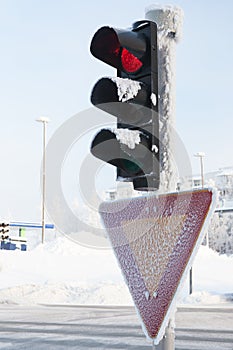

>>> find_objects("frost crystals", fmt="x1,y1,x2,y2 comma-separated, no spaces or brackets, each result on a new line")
151,93,157,106
144,290,150,301
114,129,141,150
111,77,141,102
144,290,158,300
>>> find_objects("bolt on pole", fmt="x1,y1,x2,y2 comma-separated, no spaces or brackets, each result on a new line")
145,5,183,350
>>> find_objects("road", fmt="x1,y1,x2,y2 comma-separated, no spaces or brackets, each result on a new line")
0,304,232,349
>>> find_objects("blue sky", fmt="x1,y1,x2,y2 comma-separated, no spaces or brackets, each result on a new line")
0,0,233,222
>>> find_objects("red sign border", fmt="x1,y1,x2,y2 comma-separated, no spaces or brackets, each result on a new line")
100,188,217,344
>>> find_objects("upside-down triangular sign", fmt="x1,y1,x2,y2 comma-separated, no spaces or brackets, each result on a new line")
99,189,216,344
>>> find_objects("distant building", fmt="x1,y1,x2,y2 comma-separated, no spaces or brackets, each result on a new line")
186,166,233,203
192,176,202,189
214,168,233,200
105,182,134,201
194,166,233,255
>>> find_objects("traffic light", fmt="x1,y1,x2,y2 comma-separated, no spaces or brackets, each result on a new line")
90,20,159,191
0,222,9,238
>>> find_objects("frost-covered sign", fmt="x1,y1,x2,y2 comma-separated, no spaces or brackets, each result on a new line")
99,189,216,344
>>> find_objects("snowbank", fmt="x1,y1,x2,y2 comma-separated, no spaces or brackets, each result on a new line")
0,234,232,306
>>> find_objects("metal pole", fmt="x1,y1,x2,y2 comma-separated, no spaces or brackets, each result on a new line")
145,6,183,350
146,5,183,193
199,154,209,246
189,267,193,295
42,121,46,244
36,117,50,244
194,152,205,188
194,152,207,246
154,320,175,350
190,153,205,294
200,155,204,189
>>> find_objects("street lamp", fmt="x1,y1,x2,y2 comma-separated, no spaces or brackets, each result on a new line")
36,116,50,244
194,152,205,188
189,152,206,294
189,151,207,295
194,151,208,246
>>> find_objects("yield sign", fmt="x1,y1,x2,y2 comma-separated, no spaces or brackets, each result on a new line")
99,189,216,344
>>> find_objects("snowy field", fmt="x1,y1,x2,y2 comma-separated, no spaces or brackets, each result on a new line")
0,232,233,307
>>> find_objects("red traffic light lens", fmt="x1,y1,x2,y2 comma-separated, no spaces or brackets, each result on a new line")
121,48,143,73
91,26,145,74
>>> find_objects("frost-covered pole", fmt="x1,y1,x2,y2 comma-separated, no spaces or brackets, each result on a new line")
145,5,183,350
145,5,183,193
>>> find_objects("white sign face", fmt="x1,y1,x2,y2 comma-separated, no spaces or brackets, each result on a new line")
99,189,216,344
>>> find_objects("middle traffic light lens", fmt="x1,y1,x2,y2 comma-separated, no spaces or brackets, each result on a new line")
121,48,143,73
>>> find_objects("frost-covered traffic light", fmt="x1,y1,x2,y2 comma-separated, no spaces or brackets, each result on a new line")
90,20,159,191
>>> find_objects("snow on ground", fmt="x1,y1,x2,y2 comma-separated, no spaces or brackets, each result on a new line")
0,232,232,306
178,245,233,305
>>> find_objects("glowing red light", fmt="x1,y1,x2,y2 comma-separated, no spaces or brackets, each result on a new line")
121,48,143,73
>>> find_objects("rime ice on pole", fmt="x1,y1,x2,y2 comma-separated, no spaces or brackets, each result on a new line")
145,5,184,193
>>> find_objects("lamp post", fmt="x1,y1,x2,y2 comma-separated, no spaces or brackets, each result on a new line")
194,152,208,246
36,117,50,244
189,152,206,295
194,152,205,189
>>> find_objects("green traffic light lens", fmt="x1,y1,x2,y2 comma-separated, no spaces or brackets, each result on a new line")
120,159,142,175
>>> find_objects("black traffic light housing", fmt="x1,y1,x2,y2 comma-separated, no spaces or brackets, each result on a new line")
0,222,9,237
90,20,159,191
